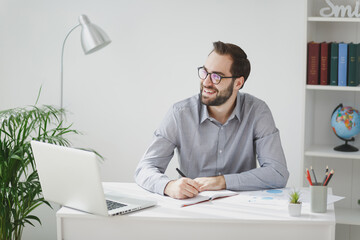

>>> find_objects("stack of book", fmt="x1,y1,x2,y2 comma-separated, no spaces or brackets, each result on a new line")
307,42,360,86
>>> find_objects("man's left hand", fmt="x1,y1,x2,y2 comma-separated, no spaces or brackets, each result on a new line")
194,175,226,192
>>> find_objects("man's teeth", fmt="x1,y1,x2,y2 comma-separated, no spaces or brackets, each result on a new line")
204,89,215,93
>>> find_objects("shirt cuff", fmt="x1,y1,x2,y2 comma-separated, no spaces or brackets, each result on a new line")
156,177,172,196
223,174,240,191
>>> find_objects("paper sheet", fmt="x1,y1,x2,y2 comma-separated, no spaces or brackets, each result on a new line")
235,188,345,206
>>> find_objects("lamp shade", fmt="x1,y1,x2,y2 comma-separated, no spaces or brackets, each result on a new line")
79,14,111,54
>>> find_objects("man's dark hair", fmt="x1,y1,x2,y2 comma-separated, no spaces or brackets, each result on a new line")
212,41,251,87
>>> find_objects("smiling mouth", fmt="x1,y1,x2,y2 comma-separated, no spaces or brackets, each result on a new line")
203,88,216,94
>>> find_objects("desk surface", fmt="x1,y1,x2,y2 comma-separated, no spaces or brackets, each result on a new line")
57,183,335,240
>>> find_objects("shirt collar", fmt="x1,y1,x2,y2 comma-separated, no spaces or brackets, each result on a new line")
200,103,209,124
199,92,241,124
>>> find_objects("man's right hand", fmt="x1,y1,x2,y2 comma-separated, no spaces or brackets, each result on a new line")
164,178,201,199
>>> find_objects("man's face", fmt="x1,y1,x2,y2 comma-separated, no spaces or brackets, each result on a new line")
200,52,235,106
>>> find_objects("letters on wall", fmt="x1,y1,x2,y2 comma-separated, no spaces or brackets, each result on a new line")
320,0,360,17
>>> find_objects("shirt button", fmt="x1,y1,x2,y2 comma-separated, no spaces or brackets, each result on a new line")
219,150,222,154
218,172,222,176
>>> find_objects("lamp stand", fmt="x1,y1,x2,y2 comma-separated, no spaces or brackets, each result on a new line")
60,24,81,112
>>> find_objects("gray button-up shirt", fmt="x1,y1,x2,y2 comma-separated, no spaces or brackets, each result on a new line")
135,92,289,195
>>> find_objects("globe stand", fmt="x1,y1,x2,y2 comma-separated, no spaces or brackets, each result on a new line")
334,138,358,152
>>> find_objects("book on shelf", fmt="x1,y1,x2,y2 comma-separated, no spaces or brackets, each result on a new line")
356,43,360,86
164,190,238,207
348,43,357,86
338,43,348,86
320,42,330,85
307,42,320,85
306,41,360,87
329,42,338,86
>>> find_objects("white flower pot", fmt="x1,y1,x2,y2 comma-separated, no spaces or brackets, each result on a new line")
288,202,302,217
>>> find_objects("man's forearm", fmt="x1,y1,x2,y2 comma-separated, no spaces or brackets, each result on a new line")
134,132,177,195
194,175,226,191
134,162,172,195
224,164,289,191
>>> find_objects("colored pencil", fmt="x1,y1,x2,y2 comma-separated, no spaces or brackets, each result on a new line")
310,166,318,184
322,173,328,185
306,168,312,185
305,172,313,186
305,174,311,185
324,170,334,186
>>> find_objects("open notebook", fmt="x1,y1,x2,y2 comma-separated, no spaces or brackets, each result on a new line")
167,190,238,207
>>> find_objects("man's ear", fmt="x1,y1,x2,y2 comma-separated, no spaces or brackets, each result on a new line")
234,76,245,90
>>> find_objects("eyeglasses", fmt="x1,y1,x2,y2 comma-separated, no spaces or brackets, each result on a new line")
197,66,241,85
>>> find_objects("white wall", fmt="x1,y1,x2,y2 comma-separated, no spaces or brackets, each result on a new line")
0,0,306,239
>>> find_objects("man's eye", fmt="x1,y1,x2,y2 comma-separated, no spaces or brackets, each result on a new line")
212,74,221,80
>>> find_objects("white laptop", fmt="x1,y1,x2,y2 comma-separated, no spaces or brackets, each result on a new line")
31,141,156,216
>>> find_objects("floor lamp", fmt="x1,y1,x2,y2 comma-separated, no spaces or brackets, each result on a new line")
60,14,111,111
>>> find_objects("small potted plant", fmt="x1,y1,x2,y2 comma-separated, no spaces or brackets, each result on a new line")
288,189,302,217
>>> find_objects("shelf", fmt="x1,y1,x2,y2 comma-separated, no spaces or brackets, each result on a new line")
305,145,360,160
308,17,360,23
306,1,360,231
335,207,360,225
306,85,360,91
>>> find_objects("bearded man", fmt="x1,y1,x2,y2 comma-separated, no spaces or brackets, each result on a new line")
135,41,289,199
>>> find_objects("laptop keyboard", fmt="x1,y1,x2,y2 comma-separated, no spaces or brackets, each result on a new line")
106,200,127,210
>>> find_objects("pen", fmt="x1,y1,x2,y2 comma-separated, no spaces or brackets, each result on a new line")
176,168,186,178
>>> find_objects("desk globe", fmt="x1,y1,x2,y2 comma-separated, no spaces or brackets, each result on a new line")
331,104,360,152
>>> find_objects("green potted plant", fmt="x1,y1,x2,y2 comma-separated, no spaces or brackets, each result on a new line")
0,104,79,240
288,189,302,217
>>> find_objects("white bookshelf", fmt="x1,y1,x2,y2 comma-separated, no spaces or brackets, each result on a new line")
306,85,360,91
305,0,360,229
336,207,360,226
308,17,360,23
305,144,360,160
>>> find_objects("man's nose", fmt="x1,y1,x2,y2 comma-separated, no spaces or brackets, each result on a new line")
203,74,213,87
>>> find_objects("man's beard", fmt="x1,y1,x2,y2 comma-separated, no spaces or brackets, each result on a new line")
200,81,234,106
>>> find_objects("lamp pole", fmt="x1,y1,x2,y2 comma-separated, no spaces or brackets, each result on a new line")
59,14,111,123
60,24,81,111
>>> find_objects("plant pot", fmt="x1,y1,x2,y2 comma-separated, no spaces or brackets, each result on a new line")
288,202,302,217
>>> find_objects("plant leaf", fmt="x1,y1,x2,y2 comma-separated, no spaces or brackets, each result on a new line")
0,102,82,238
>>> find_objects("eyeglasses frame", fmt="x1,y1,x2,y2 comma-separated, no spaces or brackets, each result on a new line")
197,66,242,85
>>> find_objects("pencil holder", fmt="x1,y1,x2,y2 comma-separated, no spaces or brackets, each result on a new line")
310,185,327,213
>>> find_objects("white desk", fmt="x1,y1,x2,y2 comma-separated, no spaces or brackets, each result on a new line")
57,183,335,240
